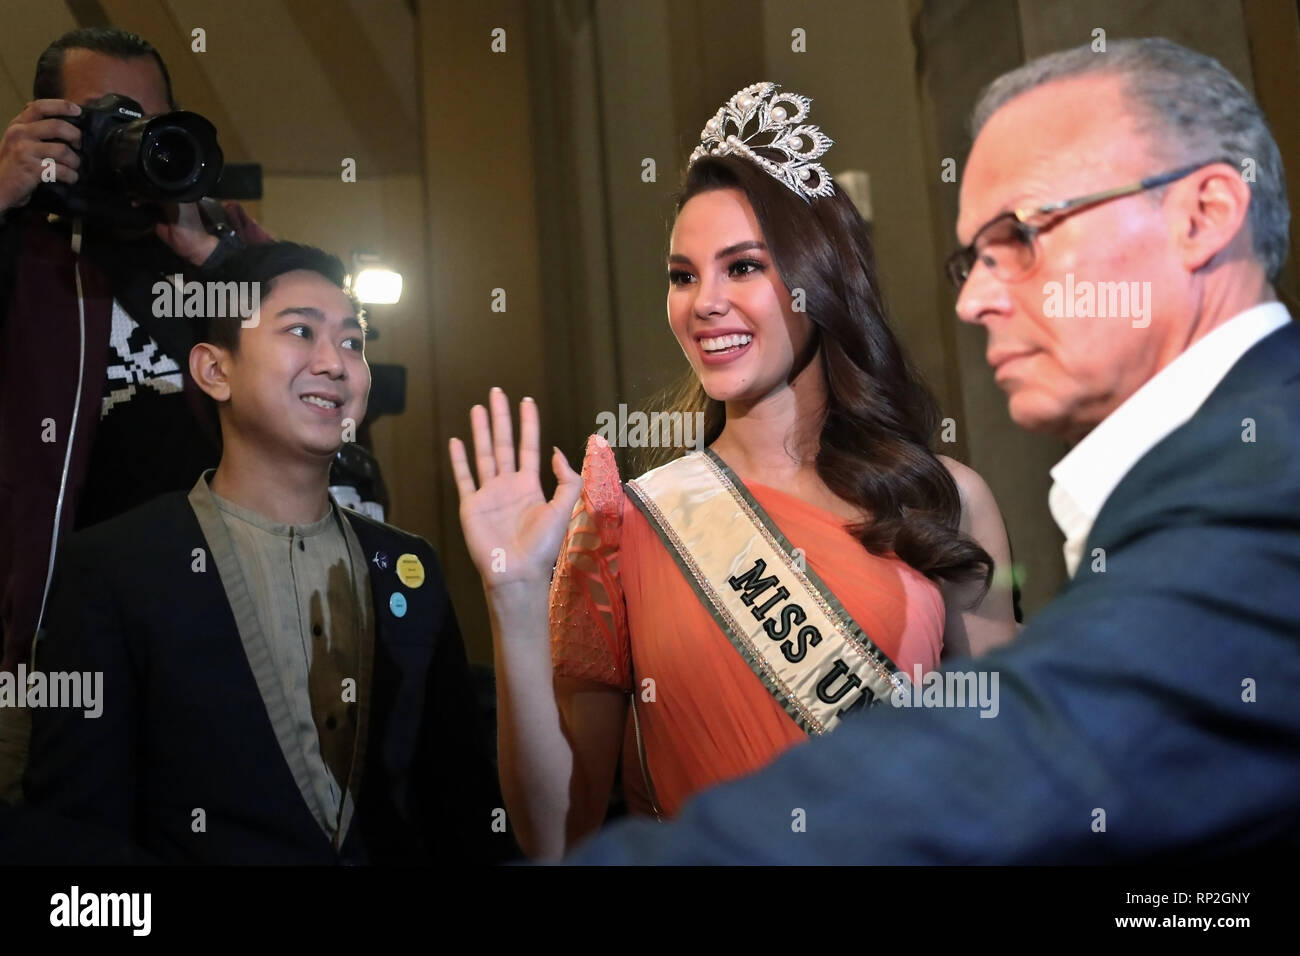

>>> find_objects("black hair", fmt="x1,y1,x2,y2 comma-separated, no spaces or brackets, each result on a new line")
34,27,175,109
197,241,365,353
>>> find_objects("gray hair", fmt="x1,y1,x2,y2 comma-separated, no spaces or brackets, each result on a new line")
971,37,1290,282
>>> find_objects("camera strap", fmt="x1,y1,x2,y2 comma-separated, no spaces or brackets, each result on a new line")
32,218,87,663
197,197,232,235
196,198,245,271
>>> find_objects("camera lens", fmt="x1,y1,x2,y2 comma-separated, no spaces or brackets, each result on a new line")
98,107,223,203
144,126,201,188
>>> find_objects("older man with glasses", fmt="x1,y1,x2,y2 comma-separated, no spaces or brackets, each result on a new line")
562,36,1300,864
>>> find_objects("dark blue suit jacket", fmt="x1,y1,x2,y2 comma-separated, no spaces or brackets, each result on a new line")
21,493,513,864
569,320,1300,864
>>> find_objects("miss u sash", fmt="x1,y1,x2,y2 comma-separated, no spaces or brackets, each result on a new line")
625,449,902,735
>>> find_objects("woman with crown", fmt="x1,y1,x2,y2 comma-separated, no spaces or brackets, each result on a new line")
449,82,1018,860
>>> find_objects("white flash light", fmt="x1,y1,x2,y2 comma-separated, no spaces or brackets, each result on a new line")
352,267,403,305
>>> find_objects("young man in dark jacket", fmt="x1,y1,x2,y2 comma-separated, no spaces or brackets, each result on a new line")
24,242,512,864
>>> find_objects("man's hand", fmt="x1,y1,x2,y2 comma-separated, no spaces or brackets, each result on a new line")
154,200,218,266
0,100,82,214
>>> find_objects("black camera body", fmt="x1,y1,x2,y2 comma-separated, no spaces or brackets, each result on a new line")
32,93,224,224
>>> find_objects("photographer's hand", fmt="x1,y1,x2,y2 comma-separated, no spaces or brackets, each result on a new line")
0,100,82,214
154,200,218,266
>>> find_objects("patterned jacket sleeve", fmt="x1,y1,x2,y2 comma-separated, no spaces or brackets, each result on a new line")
549,435,632,693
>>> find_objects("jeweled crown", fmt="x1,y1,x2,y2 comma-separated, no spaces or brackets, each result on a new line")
689,82,834,201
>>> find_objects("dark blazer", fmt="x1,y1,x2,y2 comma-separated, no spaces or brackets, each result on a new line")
23,491,514,865
568,320,1300,864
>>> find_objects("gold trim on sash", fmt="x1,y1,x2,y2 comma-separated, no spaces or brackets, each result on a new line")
625,450,901,736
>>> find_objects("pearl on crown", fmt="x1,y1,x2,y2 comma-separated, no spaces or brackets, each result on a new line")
691,82,834,201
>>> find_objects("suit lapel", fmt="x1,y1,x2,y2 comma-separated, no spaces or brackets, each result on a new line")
345,515,402,654
187,476,374,849
1205,318,1300,396
1077,318,1299,586
333,513,375,844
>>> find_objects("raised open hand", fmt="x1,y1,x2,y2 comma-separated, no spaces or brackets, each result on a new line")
449,388,582,589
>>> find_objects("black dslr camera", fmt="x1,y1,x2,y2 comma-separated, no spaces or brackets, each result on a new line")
33,93,224,224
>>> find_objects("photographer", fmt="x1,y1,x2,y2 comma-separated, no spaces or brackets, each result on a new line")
0,27,269,801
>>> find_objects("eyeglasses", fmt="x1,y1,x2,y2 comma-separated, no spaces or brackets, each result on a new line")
944,161,1222,292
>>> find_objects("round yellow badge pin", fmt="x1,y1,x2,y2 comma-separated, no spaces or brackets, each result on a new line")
395,553,425,589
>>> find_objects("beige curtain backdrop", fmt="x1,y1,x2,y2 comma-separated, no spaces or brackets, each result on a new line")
411,0,1300,659
3,1,1292,661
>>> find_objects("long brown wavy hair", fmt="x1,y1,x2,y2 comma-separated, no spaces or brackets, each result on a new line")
642,155,992,590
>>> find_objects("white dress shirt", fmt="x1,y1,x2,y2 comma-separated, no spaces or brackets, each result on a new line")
1049,302,1292,577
